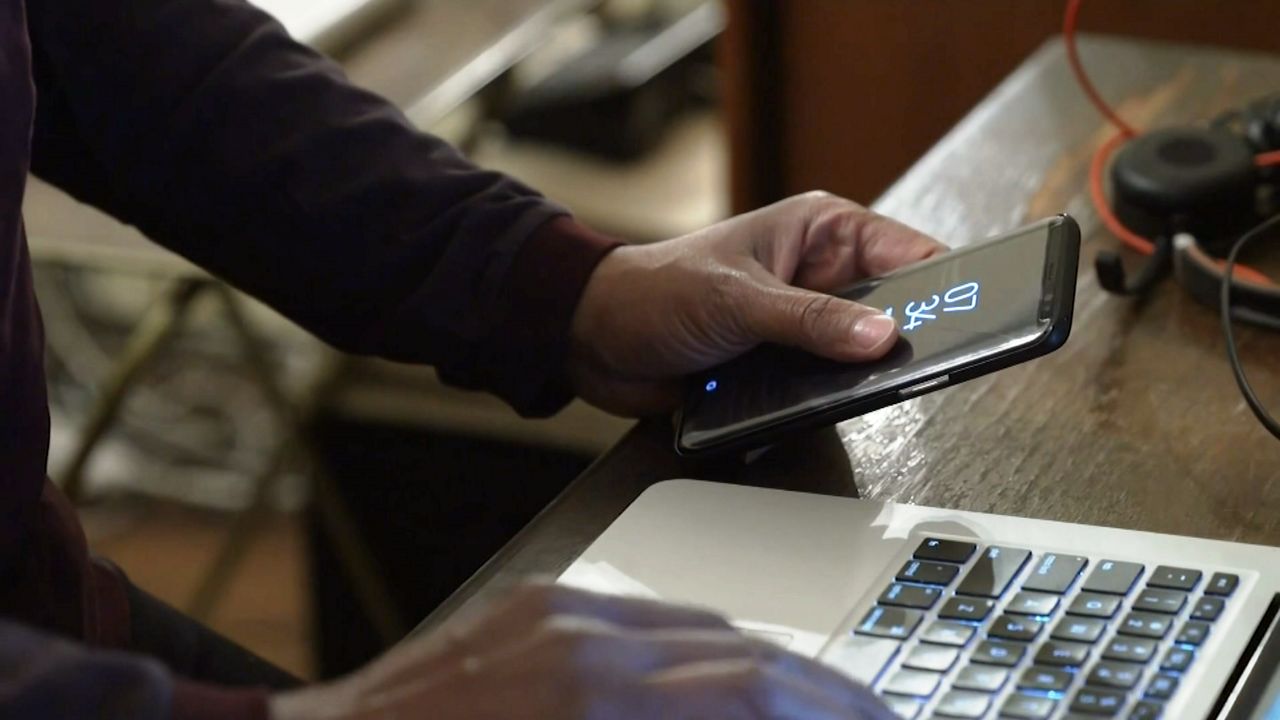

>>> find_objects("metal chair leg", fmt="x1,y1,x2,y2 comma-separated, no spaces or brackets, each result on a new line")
186,435,297,622
190,286,408,645
59,279,208,502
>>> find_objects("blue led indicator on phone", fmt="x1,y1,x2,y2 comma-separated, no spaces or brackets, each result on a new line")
705,380,718,393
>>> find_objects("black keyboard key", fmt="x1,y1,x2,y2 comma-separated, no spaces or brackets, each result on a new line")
1008,591,1060,616
879,583,942,609
1001,693,1057,720
990,615,1043,642
856,606,923,640
1081,560,1144,595
902,644,959,672
1191,596,1226,621
1119,612,1172,639
1070,687,1126,715
933,691,990,718
1176,620,1211,646
956,546,1031,598
1206,572,1239,596
1036,640,1090,667
952,664,1009,692
1022,553,1087,594
1132,701,1163,719
1018,666,1072,692
920,620,976,647
1133,588,1187,614
882,696,922,720
882,668,942,697
1160,646,1194,672
1068,593,1122,619
1052,616,1107,643
1087,660,1143,689
1146,673,1179,700
972,640,1025,666
897,560,960,586
1148,566,1201,591
915,538,976,564
938,597,994,622
1103,637,1158,663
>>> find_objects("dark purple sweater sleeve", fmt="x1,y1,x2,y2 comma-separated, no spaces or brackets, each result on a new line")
12,1,624,718
0,619,170,720
26,0,621,416
0,618,269,719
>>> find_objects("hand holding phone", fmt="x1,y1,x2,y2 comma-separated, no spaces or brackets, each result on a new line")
676,215,1081,455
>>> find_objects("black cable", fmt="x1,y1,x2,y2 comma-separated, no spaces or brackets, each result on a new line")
1220,213,1280,441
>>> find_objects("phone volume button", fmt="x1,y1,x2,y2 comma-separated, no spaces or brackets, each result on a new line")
898,375,951,400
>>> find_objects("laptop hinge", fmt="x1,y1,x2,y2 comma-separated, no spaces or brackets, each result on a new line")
1214,593,1280,719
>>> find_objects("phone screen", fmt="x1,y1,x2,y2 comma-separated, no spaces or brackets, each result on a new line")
679,219,1068,452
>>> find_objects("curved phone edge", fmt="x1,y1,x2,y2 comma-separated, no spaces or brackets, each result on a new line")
674,214,1083,458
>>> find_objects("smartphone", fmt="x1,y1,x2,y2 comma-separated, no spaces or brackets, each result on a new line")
675,214,1081,456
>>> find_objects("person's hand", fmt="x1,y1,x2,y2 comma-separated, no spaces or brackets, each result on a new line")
269,582,893,720
568,192,947,416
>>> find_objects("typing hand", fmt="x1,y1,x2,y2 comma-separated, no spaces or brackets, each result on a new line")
269,582,895,719
568,192,947,416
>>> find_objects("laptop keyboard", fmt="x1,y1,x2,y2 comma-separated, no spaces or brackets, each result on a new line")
821,537,1240,719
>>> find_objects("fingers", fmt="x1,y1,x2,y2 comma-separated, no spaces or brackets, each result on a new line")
768,193,946,292
360,586,738,696
526,621,893,719
725,193,940,361
506,582,736,633
364,583,734,691
516,619,759,676
646,656,895,720
740,278,899,361
846,211,947,278
346,580,899,720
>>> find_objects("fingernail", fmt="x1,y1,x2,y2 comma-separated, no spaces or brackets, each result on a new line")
852,314,896,349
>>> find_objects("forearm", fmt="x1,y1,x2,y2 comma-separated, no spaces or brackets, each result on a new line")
28,0,619,414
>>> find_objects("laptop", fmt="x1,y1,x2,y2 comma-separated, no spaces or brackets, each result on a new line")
559,479,1280,719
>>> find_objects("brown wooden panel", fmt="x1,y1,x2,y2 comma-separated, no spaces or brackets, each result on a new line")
777,1,1054,206
717,0,781,214
722,0,1280,212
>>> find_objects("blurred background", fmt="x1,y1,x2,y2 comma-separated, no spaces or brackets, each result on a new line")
29,0,1277,680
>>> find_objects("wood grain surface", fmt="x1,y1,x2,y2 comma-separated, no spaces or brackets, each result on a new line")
415,35,1280,637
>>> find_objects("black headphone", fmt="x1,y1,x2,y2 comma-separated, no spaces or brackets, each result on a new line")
1064,0,1278,438
1096,93,1280,331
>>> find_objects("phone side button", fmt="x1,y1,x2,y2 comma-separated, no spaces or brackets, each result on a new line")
898,375,951,400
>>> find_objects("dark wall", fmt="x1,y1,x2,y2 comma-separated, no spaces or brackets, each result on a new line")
308,418,590,677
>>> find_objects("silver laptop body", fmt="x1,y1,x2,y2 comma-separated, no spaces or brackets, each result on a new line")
560,480,1280,719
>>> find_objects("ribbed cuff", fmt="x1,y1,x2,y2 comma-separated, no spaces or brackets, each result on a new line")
171,680,270,720
480,215,623,416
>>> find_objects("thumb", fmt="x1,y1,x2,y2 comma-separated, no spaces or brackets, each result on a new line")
742,280,899,362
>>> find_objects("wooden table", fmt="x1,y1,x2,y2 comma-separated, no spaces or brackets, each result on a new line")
415,34,1280,635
